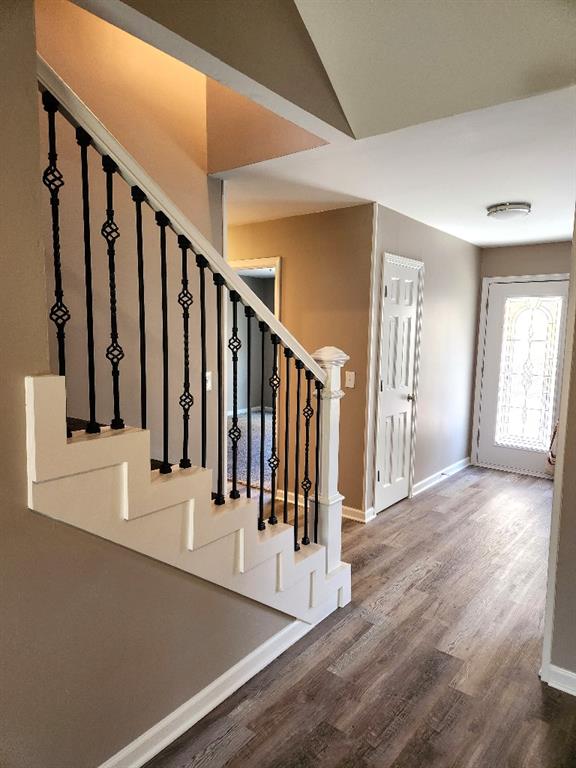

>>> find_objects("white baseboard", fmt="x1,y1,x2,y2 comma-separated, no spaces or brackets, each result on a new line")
411,457,470,497
342,505,376,524
274,490,371,525
541,663,576,697
98,621,311,768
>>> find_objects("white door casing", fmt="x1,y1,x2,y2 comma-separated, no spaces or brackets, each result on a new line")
374,254,424,513
473,275,569,477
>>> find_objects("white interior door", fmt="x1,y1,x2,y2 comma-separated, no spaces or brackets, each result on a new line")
374,254,422,512
475,277,569,477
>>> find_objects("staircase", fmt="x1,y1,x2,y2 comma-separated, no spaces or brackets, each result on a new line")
27,55,351,626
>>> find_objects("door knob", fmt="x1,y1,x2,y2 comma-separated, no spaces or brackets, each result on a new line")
407,394,415,402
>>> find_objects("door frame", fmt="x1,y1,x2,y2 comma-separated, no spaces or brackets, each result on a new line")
228,256,281,319
471,272,570,475
366,252,425,514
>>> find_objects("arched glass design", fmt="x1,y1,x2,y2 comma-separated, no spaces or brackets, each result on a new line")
495,296,563,451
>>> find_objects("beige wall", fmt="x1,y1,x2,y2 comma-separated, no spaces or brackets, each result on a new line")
228,205,374,510
0,0,50,509
548,228,576,674
35,0,223,249
120,0,352,136
36,0,225,468
481,241,572,278
228,204,480,513
1,5,290,767
206,78,326,174
371,206,481,499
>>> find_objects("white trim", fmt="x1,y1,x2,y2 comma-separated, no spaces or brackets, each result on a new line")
274,489,366,524
541,664,576,697
37,55,326,385
341,506,376,524
228,256,281,320
411,457,470,497
473,459,553,481
479,273,570,285
98,621,311,768
362,204,381,514
73,0,353,146
471,272,571,467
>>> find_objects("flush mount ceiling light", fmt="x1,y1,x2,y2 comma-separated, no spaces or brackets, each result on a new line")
486,201,531,220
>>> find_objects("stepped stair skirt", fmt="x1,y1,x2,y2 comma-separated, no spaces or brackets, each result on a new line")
26,375,351,624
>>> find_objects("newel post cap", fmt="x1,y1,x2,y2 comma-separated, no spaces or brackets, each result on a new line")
312,346,349,368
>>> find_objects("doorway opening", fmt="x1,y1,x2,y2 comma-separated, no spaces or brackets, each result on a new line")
472,273,569,477
227,257,280,491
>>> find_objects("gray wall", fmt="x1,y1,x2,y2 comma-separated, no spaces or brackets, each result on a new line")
0,5,290,768
481,241,572,278
226,276,275,414
372,204,481,492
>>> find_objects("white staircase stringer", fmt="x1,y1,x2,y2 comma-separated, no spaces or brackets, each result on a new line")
25,375,349,623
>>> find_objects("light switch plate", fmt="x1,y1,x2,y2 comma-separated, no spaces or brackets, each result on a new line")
345,371,355,389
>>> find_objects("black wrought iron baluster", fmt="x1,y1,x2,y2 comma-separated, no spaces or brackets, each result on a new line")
268,335,280,525
76,127,99,434
155,211,172,474
101,155,124,430
213,273,226,505
258,321,268,530
293,360,304,551
245,306,255,498
228,291,242,499
196,254,208,468
301,371,314,545
314,380,322,544
178,235,193,469
131,186,147,429
42,92,70,380
283,348,293,523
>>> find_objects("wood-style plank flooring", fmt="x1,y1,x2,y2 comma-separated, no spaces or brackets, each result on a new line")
145,468,576,768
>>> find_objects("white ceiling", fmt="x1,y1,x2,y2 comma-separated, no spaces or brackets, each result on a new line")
219,87,576,247
295,0,576,139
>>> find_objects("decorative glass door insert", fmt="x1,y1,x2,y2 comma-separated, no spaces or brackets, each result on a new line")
475,278,568,477
494,296,563,452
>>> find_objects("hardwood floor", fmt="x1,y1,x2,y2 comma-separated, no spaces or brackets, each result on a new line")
145,467,576,768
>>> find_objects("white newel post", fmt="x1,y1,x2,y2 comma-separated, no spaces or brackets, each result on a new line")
313,346,349,573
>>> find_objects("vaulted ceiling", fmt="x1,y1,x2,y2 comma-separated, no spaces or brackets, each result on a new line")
73,0,576,245
295,0,576,139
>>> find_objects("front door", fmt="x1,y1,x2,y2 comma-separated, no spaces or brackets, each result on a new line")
475,277,569,476
374,254,422,512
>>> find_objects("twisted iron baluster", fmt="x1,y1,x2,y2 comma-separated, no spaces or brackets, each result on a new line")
42,92,70,380
268,335,280,525
76,126,99,434
314,380,323,544
228,291,242,499
245,306,255,498
301,371,314,545
178,235,194,469
196,254,208,468
213,273,226,505
283,348,293,523
258,321,268,530
155,211,172,474
101,156,124,430
293,360,304,551
131,186,148,429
